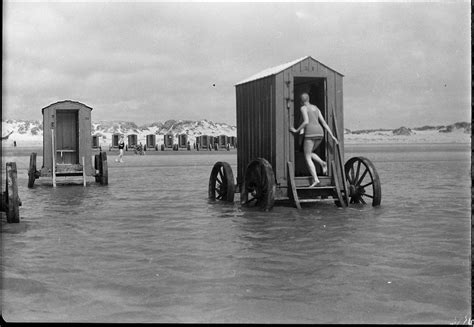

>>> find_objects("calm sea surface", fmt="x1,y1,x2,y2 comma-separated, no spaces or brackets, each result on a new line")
1,143,471,323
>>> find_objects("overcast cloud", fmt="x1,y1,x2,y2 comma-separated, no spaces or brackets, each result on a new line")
2,1,470,129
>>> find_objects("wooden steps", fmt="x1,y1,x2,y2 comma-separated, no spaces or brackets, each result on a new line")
296,185,335,191
285,109,349,209
287,161,342,209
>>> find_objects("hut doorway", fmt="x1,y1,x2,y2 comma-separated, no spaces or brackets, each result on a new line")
293,77,327,177
56,110,79,164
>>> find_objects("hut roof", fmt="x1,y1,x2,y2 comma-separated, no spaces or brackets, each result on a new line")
235,56,343,86
41,100,93,113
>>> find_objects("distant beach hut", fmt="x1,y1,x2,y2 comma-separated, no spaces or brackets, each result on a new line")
196,135,213,151
178,134,188,148
126,134,137,151
161,133,174,151
28,100,108,187
145,134,158,151
217,135,230,151
110,133,121,150
229,136,237,148
92,135,100,149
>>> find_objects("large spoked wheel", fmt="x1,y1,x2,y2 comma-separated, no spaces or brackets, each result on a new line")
208,162,235,202
344,157,381,206
28,152,37,188
241,158,276,211
5,162,21,223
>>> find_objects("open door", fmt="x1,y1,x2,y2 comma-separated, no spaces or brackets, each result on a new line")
293,77,327,177
56,110,79,164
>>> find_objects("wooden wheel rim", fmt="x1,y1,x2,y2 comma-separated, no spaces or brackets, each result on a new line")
241,158,275,211
344,156,381,206
208,161,235,202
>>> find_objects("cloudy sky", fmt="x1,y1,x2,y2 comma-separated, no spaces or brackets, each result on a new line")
3,1,470,129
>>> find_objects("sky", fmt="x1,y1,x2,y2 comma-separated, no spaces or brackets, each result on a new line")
2,1,471,130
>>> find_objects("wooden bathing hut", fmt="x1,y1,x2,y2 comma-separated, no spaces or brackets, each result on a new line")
196,135,213,151
28,100,108,187
229,136,237,148
217,135,230,151
145,134,158,151
177,134,191,150
126,134,138,151
92,135,100,149
110,133,121,151
161,133,174,151
208,56,381,210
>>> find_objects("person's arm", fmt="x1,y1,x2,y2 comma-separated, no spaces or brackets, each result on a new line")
318,111,339,144
290,107,309,133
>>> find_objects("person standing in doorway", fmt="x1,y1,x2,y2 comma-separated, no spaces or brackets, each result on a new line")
115,135,125,163
290,93,338,187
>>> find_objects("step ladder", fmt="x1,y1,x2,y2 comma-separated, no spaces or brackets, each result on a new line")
51,131,86,187
287,161,345,209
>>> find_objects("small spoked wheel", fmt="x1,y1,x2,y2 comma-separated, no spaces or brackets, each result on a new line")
241,158,276,211
99,151,108,185
344,156,381,206
208,161,235,202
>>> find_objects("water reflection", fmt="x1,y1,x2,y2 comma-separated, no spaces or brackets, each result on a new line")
1,148,471,323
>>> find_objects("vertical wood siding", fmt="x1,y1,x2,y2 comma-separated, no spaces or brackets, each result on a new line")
42,101,93,175
236,76,274,186
236,57,344,197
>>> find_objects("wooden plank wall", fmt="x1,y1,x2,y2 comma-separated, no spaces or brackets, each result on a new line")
42,102,93,175
236,76,275,186
78,106,93,174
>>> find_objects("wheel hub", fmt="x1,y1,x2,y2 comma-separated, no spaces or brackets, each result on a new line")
349,184,365,197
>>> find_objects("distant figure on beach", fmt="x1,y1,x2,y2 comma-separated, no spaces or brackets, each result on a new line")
290,93,338,187
115,135,125,163
13,140,16,147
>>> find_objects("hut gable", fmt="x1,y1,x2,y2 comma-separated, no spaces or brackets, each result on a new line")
236,56,343,86
41,100,93,114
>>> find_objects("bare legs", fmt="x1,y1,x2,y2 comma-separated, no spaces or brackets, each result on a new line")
115,149,124,163
303,138,327,187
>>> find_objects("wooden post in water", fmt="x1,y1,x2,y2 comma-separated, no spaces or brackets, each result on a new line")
51,129,56,187
6,162,20,223
82,156,86,187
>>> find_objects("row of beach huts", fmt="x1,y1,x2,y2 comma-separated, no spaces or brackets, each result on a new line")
92,133,237,151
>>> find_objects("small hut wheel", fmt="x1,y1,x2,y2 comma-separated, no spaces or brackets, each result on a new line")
344,157,381,206
28,152,37,188
94,154,100,183
6,162,20,223
241,158,276,211
208,162,235,202
99,151,108,185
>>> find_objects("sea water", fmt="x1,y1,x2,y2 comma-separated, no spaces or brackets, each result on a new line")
1,143,471,323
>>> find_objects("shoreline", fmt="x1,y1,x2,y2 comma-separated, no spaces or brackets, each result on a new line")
2,142,470,157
